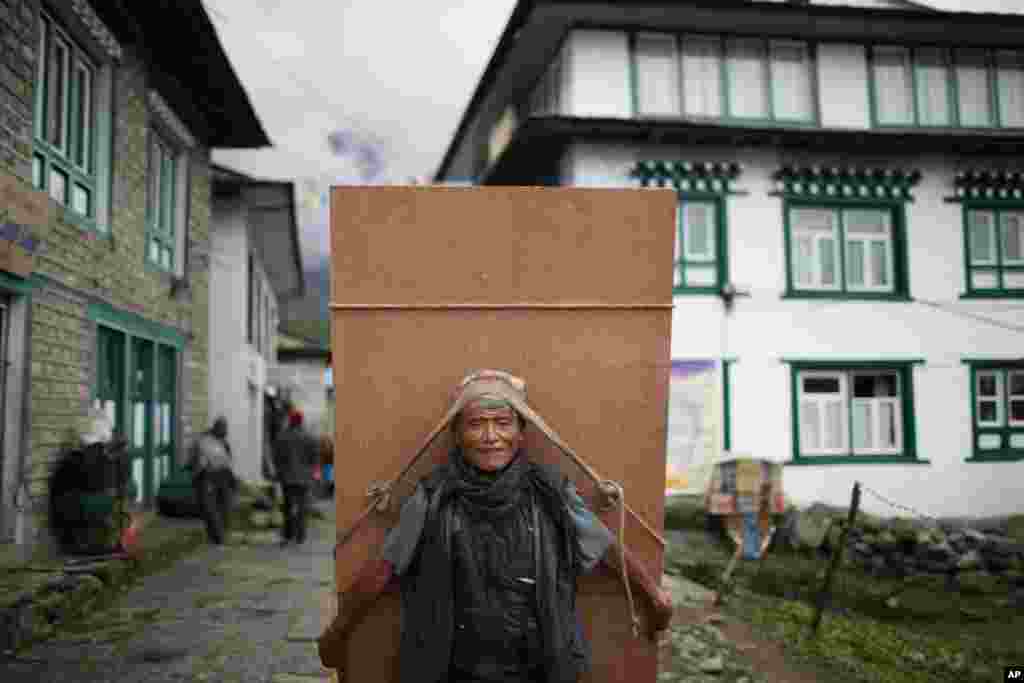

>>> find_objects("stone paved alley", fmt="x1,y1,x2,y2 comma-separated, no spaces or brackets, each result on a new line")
1,503,338,683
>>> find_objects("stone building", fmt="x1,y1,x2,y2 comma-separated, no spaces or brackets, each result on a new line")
0,0,268,552
435,0,1024,518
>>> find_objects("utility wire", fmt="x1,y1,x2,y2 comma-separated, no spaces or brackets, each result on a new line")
914,298,1024,335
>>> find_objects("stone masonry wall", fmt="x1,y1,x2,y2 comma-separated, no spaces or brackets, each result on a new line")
3,6,212,551
0,0,36,185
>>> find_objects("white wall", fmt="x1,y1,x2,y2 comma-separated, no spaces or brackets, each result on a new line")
209,198,280,485
566,30,631,119
567,141,1024,518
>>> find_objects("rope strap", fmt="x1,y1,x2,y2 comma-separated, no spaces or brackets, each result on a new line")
601,480,641,638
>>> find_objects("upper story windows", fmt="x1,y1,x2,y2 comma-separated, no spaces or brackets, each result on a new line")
34,11,99,227
146,129,178,272
870,46,1024,128
630,33,817,124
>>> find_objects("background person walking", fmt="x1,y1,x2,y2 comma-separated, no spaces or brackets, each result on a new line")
187,416,237,545
274,410,318,546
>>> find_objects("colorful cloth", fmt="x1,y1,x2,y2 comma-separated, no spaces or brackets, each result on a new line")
704,458,785,515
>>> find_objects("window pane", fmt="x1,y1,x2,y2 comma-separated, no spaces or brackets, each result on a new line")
35,17,47,136
846,241,865,287
1011,400,1024,424
845,209,889,235
1011,433,1024,449
874,46,914,125
1009,371,1024,396
684,202,715,260
978,400,999,424
978,372,1000,397
819,238,836,286
149,140,162,223
795,236,813,286
979,433,1002,449
635,33,680,116
149,239,160,263
853,373,898,398
682,36,723,117
971,270,999,289
800,401,820,450
870,241,889,287
914,48,952,126
968,210,996,264
803,376,841,394
685,266,717,287
49,167,66,203
956,49,994,127
32,154,43,189
1003,271,1024,289
71,184,89,215
727,39,767,119
770,41,812,121
75,62,92,171
880,402,897,449
792,208,836,233
825,402,844,450
1000,211,1024,263
996,50,1024,127
852,402,873,449
48,37,68,149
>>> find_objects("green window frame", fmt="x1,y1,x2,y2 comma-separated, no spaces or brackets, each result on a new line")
146,129,178,272
783,201,909,300
629,33,818,125
966,361,1024,462
788,361,922,465
674,195,728,294
32,10,102,231
870,45,1024,129
962,204,1024,297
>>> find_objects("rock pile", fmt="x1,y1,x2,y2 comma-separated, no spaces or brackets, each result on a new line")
780,503,1024,595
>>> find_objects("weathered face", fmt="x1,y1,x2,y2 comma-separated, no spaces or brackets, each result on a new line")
455,399,524,472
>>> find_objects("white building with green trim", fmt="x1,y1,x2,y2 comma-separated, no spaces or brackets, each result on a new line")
434,0,1024,518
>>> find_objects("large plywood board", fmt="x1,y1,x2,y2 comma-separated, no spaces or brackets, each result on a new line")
329,186,675,683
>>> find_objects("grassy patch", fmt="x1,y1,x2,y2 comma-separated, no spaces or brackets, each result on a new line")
670,528,1023,683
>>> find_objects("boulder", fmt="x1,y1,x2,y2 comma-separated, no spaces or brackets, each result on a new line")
956,550,983,571
963,529,988,548
792,508,833,550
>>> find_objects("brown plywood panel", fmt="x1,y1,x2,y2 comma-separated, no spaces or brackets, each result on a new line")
330,186,674,306
329,186,675,683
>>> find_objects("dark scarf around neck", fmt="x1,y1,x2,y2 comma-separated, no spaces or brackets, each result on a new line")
398,449,586,683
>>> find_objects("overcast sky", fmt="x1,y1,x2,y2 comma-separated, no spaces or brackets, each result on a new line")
205,0,1023,267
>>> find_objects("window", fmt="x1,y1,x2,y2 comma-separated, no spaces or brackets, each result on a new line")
786,204,905,298
146,130,177,271
726,38,768,119
790,363,918,463
682,36,723,117
872,45,1024,129
968,363,1024,461
956,49,995,127
872,46,915,125
770,41,814,123
964,207,1024,295
632,33,815,124
674,198,726,292
634,33,680,117
33,11,103,229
